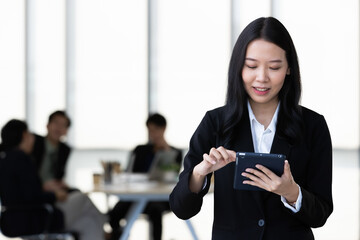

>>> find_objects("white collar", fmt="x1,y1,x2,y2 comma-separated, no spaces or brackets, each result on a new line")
247,101,280,132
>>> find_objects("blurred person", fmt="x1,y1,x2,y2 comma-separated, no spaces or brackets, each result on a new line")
31,110,72,192
0,119,65,236
170,17,333,240
108,113,183,240
0,119,106,239
31,110,107,239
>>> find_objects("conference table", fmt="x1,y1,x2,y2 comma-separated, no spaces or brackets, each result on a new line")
93,173,199,240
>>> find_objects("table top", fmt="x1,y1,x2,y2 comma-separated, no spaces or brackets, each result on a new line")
92,173,177,199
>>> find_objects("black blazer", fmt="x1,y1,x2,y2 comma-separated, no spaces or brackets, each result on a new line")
130,144,183,173
0,149,64,236
170,106,333,240
31,134,71,180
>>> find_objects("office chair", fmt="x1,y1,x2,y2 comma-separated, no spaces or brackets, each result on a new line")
0,203,77,240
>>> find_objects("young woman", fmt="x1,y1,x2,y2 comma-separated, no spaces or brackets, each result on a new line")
170,17,333,240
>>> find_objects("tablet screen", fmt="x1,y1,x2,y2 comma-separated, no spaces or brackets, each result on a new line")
233,152,286,191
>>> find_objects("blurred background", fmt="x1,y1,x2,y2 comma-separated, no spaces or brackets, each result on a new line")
0,0,359,239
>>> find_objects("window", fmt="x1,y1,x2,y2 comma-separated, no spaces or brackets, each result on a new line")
154,0,231,148
0,0,25,127
71,0,148,148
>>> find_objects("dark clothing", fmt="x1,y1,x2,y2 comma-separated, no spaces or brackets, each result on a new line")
130,144,183,173
0,149,64,237
31,134,71,181
170,106,333,240
31,134,78,192
109,144,182,240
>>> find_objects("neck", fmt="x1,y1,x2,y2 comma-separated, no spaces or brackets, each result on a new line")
46,136,59,146
249,99,279,128
153,139,170,152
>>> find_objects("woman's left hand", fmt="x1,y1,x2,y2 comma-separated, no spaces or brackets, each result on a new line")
242,160,299,203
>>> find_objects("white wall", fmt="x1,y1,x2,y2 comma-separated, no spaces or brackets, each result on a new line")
274,0,360,149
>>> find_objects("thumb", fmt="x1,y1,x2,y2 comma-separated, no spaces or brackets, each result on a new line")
283,160,292,177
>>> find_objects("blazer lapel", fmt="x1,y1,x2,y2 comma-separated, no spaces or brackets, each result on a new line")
231,113,254,153
270,132,292,158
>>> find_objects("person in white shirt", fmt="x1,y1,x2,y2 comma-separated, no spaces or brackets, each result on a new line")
170,17,332,240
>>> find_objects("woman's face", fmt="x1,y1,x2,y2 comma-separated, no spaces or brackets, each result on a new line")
242,39,290,107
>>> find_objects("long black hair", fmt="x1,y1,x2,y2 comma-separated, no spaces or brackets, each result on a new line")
0,119,28,152
223,17,303,146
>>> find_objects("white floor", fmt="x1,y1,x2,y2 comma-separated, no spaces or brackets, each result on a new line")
1,149,359,240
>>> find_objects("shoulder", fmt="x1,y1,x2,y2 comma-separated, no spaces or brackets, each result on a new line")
206,105,228,117
59,141,71,151
170,146,183,154
201,105,229,126
300,106,330,140
2,149,29,163
33,134,45,146
133,144,153,153
300,106,327,125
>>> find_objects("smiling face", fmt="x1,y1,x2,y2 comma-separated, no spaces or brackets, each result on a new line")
242,39,290,109
46,115,69,144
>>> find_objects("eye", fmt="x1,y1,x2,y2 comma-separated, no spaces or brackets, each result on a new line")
269,66,281,70
246,65,257,69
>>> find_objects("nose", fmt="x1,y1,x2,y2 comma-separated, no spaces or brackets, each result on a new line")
256,67,269,82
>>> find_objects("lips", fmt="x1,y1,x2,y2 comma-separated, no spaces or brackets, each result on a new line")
253,87,270,95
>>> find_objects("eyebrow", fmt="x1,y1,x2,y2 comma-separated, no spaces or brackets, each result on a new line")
245,57,283,63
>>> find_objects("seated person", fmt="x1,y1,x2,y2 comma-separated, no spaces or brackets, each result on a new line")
31,110,73,192
108,113,183,240
31,110,107,240
0,119,106,240
0,119,65,237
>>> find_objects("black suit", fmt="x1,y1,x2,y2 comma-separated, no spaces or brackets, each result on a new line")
31,134,71,181
0,149,64,237
170,106,333,240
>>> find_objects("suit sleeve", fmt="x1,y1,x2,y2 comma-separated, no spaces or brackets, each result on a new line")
293,115,333,227
169,111,217,220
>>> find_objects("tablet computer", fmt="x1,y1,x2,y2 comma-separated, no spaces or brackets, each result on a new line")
233,152,286,191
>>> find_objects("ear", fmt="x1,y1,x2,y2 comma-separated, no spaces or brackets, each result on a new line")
287,68,291,75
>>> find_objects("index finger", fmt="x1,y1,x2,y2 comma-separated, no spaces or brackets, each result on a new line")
217,147,236,162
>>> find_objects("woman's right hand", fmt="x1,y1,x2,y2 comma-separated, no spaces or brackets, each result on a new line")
195,146,236,176
190,146,236,193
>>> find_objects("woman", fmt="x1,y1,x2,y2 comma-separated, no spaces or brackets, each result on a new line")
0,119,106,240
0,119,65,236
169,17,333,240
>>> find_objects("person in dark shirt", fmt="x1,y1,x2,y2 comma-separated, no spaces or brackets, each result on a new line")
31,110,72,192
108,113,182,240
31,111,107,240
0,119,65,237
